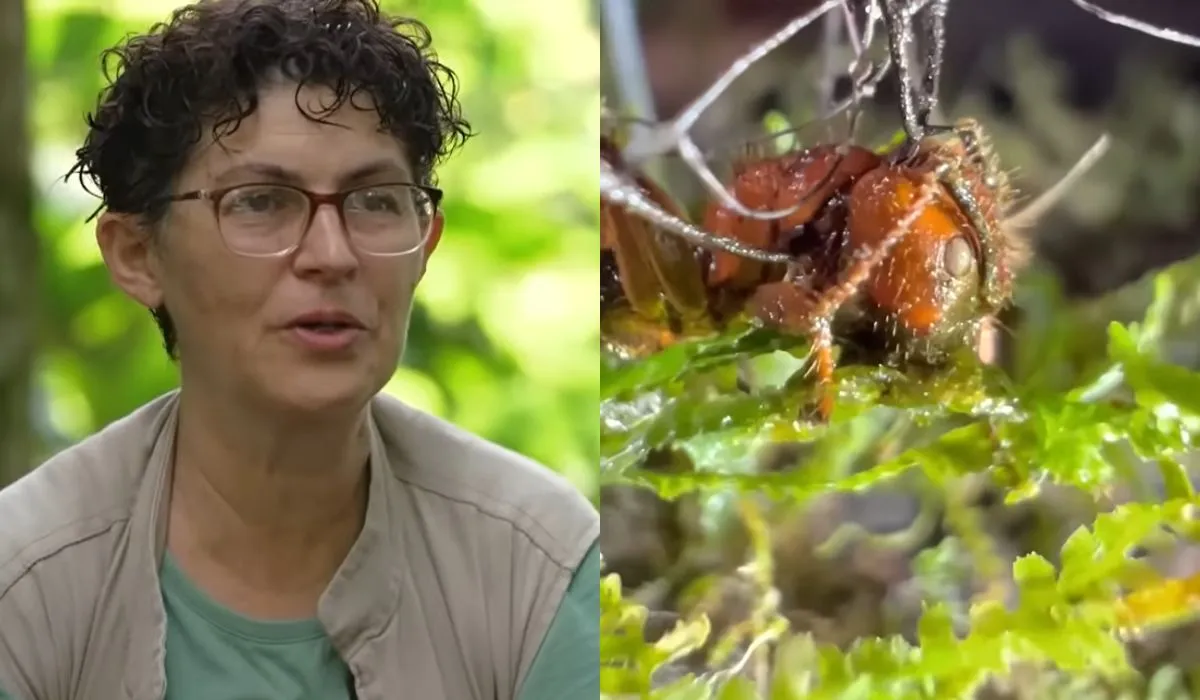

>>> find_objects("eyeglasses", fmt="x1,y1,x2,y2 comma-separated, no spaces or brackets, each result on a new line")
161,182,443,257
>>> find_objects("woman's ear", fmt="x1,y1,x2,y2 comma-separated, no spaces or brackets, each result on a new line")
418,212,444,280
95,213,165,310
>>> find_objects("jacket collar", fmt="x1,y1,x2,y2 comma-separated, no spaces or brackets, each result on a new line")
121,391,402,698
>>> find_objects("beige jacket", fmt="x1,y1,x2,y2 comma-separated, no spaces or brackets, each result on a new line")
0,391,598,700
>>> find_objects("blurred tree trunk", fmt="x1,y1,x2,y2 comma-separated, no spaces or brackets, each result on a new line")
0,0,37,487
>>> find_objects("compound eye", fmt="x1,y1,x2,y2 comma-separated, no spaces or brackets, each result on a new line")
942,235,974,278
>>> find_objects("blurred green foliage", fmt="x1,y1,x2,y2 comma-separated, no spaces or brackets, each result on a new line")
26,0,599,498
601,243,1200,695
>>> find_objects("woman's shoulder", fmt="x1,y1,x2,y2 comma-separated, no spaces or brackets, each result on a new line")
0,394,172,596
0,395,177,698
369,392,599,571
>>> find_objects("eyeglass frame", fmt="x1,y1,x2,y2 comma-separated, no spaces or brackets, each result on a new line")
155,181,444,258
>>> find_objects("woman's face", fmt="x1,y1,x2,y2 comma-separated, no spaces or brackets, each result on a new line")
98,82,443,417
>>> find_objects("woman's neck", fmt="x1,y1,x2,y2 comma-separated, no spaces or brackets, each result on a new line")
165,387,371,618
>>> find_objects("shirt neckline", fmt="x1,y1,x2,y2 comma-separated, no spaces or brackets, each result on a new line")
159,551,328,644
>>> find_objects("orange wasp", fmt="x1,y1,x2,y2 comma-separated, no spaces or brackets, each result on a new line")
602,115,1027,420
600,0,1132,420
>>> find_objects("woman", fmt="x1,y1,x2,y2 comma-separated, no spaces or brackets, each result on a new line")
0,1,599,698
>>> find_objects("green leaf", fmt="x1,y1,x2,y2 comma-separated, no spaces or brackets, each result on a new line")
1108,321,1200,415
602,327,803,401
715,677,759,700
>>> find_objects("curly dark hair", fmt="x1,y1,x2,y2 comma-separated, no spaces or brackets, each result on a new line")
69,0,474,359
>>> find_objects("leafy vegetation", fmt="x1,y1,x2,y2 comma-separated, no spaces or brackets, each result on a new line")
600,250,1200,697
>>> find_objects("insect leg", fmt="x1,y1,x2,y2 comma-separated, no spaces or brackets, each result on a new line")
600,157,795,265
1070,0,1200,48
707,2,891,163
1007,133,1111,229
842,52,894,140
621,0,844,166
678,138,809,222
881,0,926,142
812,172,940,319
884,0,960,145
621,0,848,222
743,280,839,420
842,0,890,139
817,3,849,114
817,0,873,112
810,318,838,420
915,0,950,133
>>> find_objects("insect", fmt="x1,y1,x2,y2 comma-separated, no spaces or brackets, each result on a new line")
603,114,1031,420
600,0,1120,419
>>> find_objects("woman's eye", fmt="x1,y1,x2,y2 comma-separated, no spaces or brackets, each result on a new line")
223,187,292,215
240,195,275,211
349,187,411,215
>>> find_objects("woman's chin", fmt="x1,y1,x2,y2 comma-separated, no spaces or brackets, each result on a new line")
260,366,386,419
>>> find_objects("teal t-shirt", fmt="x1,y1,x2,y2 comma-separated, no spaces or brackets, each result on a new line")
159,541,600,699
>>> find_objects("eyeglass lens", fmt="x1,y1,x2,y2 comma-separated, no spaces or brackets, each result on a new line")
216,184,434,256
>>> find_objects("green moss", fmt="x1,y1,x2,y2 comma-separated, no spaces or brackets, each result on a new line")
601,255,1200,698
